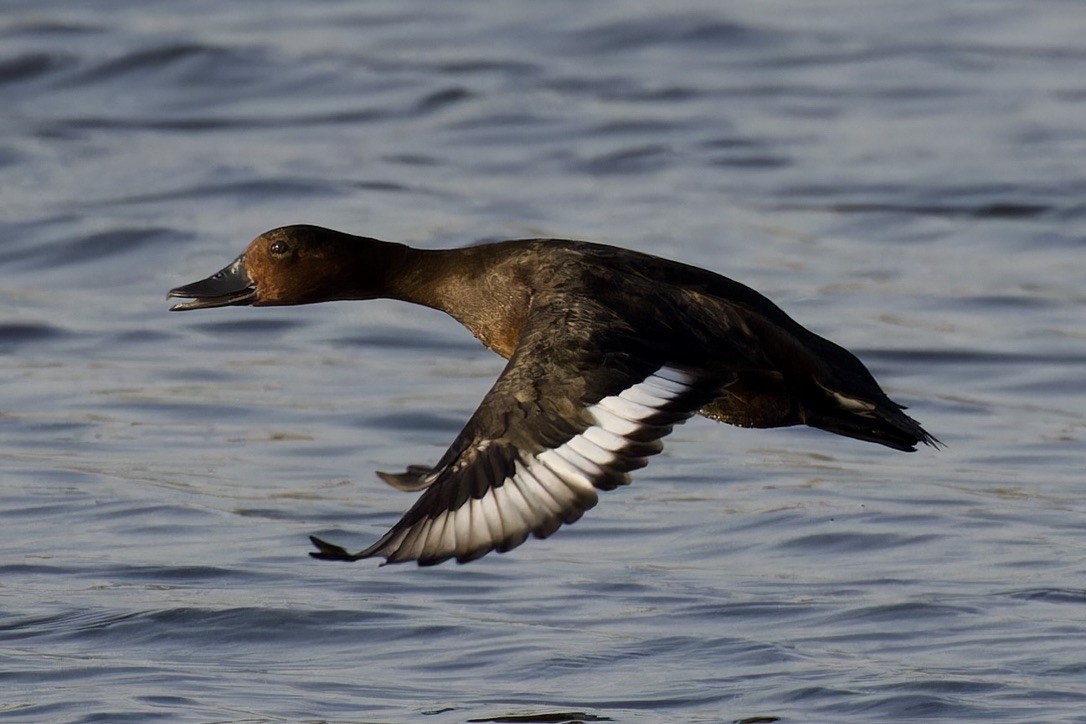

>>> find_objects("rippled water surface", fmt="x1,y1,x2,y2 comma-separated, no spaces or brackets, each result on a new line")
3,1,1085,722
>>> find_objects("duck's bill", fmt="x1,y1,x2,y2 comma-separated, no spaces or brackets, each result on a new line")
167,255,257,311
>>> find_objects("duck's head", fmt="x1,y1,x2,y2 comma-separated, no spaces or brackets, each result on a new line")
168,225,403,311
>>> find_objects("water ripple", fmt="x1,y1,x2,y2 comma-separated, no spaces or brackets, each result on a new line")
3,1,1086,722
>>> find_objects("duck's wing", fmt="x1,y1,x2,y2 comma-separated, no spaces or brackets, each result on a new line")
310,295,730,566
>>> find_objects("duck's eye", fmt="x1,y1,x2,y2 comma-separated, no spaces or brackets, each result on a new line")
269,240,290,257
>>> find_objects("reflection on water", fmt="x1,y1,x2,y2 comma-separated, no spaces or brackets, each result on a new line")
2,0,1085,721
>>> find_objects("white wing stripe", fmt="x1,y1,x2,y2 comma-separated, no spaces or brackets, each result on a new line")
520,464,573,514
462,498,482,553
423,512,449,560
586,404,644,436
581,425,629,454
413,517,437,558
501,476,537,526
435,509,457,556
592,366,694,424
453,500,473,553
653,366,695,385
541,444,603,478
379,366,701,563
640,375,688,396
536,450,596,496
511,470,558,517
565,434,618,465
523,459,578,509
596,395,658,422
477,489,505,542
618,386,670,407
489,484,520,540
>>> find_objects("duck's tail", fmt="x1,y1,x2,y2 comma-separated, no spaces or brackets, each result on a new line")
700,370,939,452
804,386,940,452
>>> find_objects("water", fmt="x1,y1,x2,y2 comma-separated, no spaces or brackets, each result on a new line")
2,1,1085,721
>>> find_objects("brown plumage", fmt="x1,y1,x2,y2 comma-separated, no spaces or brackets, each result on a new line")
169,225,938,566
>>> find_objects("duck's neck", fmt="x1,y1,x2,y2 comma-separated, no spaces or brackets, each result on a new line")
382,243,531,359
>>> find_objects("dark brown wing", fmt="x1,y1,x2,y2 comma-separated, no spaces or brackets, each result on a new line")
310,294,730,566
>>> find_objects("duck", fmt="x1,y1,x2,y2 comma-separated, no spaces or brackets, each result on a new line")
168,224,938,566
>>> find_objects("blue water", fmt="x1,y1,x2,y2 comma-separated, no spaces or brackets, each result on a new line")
3,1,1085,722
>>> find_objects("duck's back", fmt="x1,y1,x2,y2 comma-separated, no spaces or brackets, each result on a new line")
497,239,934,451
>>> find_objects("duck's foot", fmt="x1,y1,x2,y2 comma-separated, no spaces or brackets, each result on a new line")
309,535,363,561
376,464,436,491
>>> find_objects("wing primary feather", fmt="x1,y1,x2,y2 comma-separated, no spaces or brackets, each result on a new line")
640,375,688,396
452,501,474,558
579,425,627,454
434,509,457,560
618,386,670,408
596,395,659,422
510,470,564,536
499,472,541,533
521,457,579,507
464,497,491,560
317,363,726,565
537,448,601,496
565,434,617,466
653,366,696,385
477,489,506,543
390,517,432,562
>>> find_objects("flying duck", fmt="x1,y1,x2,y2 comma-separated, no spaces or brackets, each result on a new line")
168,225,937,566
